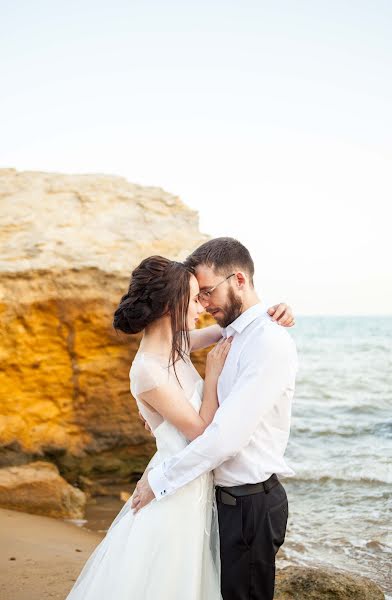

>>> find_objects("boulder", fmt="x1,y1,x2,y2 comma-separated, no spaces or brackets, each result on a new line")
0,461,86,518
275,565,385,600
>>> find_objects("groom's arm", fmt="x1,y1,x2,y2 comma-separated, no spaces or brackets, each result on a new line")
148,328,297,501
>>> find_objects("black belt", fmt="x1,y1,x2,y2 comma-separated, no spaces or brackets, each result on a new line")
215,474,279,506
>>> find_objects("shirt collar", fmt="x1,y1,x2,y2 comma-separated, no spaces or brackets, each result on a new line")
223,302,268,337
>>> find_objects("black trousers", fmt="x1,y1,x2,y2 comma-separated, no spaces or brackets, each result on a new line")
216,480,288,600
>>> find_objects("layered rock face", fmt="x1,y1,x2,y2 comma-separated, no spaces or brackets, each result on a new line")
0,169,210,490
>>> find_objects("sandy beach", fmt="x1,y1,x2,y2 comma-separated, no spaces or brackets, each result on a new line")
0,507,104,600
1,505,386,600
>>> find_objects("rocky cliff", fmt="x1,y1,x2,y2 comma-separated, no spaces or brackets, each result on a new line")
0,168,210,491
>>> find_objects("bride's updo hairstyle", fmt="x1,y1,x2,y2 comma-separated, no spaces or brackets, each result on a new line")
113,255,192,372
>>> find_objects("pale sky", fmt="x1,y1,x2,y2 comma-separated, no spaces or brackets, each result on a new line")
1,1,391,314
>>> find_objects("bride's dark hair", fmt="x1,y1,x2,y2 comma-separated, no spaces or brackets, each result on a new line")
113,255,192,375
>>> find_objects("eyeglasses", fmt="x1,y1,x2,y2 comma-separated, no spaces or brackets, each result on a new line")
198,273,235,304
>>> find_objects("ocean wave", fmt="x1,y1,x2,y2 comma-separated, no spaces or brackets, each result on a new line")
374,421,392,438
291,420,392,439
286,473,392,486
293,399,391,417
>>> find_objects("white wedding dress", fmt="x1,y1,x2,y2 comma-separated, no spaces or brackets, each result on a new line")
65,351,222,600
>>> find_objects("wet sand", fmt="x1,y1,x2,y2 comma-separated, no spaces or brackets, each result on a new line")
0,507,104,600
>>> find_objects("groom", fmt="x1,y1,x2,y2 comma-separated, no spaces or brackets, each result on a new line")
132,237,298,600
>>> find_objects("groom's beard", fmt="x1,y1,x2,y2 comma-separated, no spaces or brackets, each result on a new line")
211,287,243,329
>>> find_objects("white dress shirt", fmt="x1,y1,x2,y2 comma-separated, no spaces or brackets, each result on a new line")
148,302,298,500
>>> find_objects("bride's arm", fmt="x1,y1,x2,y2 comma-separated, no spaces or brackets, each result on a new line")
189,303,295,351
267,303,295,326
137,338,231,442
189,324,223,352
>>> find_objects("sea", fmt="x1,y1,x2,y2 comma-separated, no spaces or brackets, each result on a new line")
281,316,392,597
74,316,392,597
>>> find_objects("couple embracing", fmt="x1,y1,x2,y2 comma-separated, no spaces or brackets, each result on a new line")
65,237,298,600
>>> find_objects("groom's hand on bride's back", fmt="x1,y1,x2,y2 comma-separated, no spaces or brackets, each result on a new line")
268,303,295,327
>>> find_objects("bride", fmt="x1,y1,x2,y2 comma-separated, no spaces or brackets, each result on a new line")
65,255,293,600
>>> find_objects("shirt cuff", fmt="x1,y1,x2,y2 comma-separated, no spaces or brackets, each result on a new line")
147,463,174,501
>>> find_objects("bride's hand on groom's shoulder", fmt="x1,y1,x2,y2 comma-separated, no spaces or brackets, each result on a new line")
268,303,295,327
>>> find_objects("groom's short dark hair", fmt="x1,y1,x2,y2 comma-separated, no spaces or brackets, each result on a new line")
184,237,254,286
